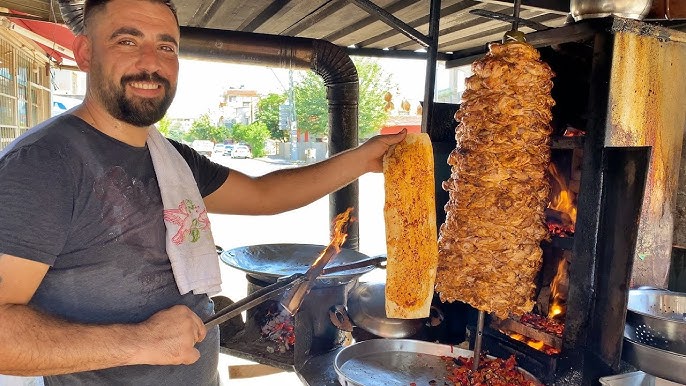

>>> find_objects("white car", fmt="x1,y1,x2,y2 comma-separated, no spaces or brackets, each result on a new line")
231,145,251,159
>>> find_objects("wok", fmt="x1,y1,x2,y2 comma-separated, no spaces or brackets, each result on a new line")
219,243,377,285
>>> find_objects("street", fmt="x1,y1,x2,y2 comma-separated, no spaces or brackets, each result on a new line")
207,154,388,385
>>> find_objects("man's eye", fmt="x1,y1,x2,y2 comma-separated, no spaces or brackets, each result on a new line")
118,39,135,46
160,45,176,53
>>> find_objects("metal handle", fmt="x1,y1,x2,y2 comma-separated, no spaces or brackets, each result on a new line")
204,273,304,328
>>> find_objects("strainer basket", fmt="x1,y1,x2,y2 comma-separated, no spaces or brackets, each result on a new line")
624,289,686,354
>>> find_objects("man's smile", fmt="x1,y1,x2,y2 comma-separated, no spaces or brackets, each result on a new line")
129,81,161,90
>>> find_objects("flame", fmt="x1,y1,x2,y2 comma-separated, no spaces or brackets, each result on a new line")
505,332,560,355
311,207,354,265
547,257,569,320
548,163,577,224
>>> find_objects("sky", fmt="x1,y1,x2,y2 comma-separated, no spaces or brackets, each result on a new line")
166,56,440,119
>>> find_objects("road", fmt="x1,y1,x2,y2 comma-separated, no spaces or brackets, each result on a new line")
208,154,388,385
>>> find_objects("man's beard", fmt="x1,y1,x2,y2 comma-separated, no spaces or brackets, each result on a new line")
92,69,176,127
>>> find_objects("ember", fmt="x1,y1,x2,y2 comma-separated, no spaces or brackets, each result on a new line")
562,127,586,137
257,302,296,354
519,313,564,337
442,354,541,385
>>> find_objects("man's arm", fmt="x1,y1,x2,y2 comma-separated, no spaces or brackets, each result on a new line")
204,130,406,215
0,254,206,376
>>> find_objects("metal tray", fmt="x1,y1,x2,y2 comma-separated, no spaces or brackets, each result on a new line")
334,339,541,386
623,337,686,385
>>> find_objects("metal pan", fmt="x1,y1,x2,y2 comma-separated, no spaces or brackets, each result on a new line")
623,336,686,384
219,243,376,285
625,289,686,354
334,339,541,386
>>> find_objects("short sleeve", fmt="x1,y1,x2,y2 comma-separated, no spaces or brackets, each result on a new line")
0,145,73,265
168,139,230,197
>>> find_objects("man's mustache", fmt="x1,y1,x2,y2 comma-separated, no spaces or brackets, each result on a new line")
121,72,171,89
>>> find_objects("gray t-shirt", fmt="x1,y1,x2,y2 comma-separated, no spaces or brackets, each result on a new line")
0,114,230,385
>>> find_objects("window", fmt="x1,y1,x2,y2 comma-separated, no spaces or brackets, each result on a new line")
0,30,50,150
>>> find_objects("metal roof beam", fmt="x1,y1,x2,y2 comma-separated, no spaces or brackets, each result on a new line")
355,0,480,48
473,0,568,15
444,19,596,68
346,0,432,47
239,0,291,32
346,46,449,60
324,0,416,43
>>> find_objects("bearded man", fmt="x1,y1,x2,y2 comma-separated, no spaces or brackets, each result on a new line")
0,0,405,384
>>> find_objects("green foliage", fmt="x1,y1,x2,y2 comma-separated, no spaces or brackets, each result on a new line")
187,113,230,143
231,121,271,157
157,115,186,142
256,93,288,142
293,57,393,140
293,73,328,138
157,115,172,136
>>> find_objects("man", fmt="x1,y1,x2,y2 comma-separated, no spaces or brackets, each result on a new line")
0,0,406,384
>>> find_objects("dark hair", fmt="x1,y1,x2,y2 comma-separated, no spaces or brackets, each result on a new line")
82,0,179,32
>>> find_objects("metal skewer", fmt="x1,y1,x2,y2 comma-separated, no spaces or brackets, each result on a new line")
512,0,522,31
503,0,526,43
472,310,486,371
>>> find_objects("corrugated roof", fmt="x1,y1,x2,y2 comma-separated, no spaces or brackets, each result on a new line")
1,0,569,60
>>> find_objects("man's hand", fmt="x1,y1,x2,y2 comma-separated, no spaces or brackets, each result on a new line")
358,129,407,173
130,305,207,366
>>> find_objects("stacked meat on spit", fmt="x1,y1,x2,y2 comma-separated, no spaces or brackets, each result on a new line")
436,42,555,319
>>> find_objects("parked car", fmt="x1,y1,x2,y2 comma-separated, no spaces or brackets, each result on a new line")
213,144,227,155
222,144,234,156
191,140,214,158
231,145,251,159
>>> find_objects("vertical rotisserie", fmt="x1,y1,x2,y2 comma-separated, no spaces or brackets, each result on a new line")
436,42,555,319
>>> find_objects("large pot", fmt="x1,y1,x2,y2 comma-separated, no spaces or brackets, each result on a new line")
344,281,442,339
570,0,653,21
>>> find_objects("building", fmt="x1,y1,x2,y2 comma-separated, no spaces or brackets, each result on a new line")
0,13,76,151
218,87,259,126
0,22,52,150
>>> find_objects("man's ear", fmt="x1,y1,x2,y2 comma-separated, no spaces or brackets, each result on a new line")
72,34,91,72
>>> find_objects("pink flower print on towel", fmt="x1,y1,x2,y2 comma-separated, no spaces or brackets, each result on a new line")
163,199,211,245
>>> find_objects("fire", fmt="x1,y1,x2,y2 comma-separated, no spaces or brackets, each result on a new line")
311,207,354,265
506,332,560,355
547,163,577,225
547,257,569,320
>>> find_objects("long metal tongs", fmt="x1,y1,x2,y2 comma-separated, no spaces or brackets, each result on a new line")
203,254,387,328
204,273,305,329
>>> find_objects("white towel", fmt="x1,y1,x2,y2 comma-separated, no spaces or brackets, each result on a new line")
147,128,222,296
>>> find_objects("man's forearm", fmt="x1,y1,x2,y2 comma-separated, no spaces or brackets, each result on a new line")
256,147,367,213
0,304,138,376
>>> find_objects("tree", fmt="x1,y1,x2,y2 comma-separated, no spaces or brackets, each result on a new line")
293,57,393,140
231,121,271,157
157,115,172,136
187,113,230,143
256,93,288,141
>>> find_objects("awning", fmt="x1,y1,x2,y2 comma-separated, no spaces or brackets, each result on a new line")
6,11,75,65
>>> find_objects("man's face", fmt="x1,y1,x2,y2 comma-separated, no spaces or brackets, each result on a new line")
83,0,180,127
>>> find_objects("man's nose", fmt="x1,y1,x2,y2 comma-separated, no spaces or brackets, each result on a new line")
136,45,162,74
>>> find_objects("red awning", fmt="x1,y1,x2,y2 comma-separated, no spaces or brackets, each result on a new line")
8,12,76,64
